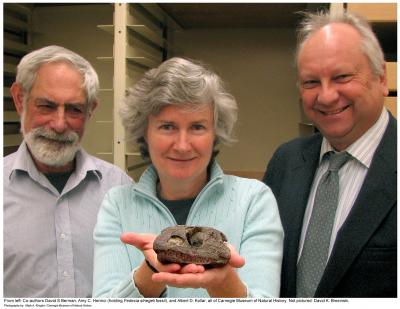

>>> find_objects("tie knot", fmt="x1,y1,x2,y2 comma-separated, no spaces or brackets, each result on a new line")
328,151,350,172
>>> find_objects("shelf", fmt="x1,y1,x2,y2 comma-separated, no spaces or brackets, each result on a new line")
125,152,142,156
97,56,159,68
96,56,113,62
4,38,29,55
4,133,23,146
386,62,397,91
4,122,20,134
127,24,164,48
346,2,397,121
127,56,159,68
97,24,113,35
4,63,17,76
94,4,172,171
347,3,397,22
3,87,12,99
4,3,32,16
4,14,29,32
3,3,31,158
98,24,165,49
4,111,20,122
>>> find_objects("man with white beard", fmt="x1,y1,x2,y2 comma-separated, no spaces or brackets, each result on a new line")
3,45,132,298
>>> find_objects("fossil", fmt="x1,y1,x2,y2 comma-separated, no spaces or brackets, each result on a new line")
153,225,231,267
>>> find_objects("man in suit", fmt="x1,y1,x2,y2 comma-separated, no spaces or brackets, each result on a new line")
263,10,396,297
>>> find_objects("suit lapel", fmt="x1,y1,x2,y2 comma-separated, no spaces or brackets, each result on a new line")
283,135,322,295
316,115,397,296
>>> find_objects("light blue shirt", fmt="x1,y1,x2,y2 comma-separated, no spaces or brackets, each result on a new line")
93,162,284,298
3,142,132,297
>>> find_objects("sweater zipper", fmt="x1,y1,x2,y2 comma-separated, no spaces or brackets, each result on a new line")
133,189,177,225
134,174,224,226
185,175,223,224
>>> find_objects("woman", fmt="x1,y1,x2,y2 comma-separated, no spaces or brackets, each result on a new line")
93,57,283,298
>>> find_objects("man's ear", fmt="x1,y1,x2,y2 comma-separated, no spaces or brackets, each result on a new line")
10,83,25,115
88,100,98,118
380,63,389,97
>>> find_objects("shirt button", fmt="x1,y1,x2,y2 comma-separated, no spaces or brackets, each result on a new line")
60,233,66,239
63,271,69,277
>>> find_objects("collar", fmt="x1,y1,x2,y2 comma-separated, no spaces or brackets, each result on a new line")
9,141,102,181
320,108,389,168
135,160,224,198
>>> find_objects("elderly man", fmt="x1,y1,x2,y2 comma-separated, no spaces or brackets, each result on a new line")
4,45,132,297
263,11,396,297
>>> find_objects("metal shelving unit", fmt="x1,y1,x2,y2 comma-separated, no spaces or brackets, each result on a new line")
3,4,32,156
96,3,180,179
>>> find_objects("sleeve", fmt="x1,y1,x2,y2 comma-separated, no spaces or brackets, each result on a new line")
237,182,284,297
92,187,144,298
263,146,281,186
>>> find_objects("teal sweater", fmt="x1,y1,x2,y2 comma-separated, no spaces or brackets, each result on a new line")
93,162,283,298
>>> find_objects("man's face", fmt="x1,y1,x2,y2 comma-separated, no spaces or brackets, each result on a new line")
298,23,388,150
17,62,90,171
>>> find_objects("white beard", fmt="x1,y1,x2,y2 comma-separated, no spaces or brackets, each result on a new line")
22,125,80,168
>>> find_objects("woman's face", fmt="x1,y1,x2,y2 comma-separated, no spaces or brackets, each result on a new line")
146,104,215,193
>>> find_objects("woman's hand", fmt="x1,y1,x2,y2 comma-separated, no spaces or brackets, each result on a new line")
121,232,181,273
120,232,205,297
121,232,206,273
151,245,247,297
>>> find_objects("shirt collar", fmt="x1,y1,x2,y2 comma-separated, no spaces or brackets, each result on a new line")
74,147,103,181
320,108,389,168
8,141,40,180
9,141,102,181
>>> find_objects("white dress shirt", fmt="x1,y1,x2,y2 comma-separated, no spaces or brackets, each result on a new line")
298,108,389,260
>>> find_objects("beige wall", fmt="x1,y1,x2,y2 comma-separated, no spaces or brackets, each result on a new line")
30,4,302,177
169,28,300,174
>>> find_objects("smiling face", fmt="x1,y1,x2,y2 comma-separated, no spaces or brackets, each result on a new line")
298,23,388,150
146,104,215,199
11,62,95,173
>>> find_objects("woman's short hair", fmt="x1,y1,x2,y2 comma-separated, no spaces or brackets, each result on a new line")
296,10,385,76
120,57,238,159
16,45,99,108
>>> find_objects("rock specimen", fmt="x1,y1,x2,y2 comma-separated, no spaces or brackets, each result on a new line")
153,225,231,268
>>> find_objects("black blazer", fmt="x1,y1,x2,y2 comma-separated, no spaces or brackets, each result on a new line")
263,113,397,297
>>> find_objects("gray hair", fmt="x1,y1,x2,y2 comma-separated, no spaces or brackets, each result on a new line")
16,45,99,107
296,10,385,76
120,57,238,159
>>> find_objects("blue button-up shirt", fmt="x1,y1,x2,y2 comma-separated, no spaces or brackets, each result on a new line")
3,142,132,297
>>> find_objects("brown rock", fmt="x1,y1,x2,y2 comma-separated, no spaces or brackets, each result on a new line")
153,225,231,267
